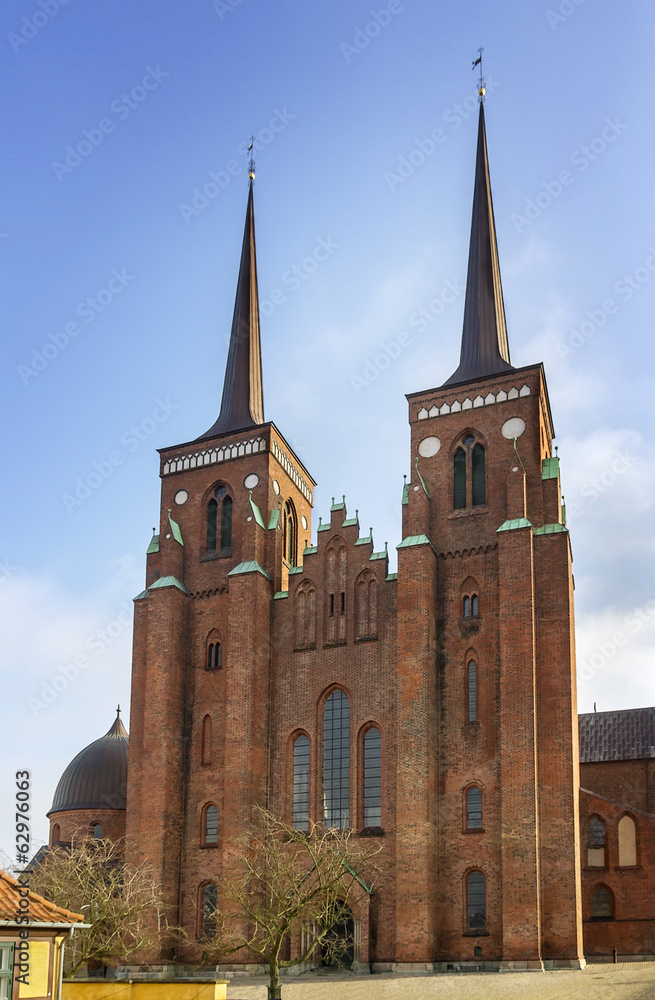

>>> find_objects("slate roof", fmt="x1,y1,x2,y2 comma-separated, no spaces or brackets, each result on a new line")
0,869,84,925
48,711,128,815
579,708,655,763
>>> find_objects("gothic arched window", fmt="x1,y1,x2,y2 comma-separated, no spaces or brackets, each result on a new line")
202,804,218,846
587,817,606,867
454,447,467,509
453,437,486,510
207,486,232,552
199,883,217,938
472,444,486,506
355,572,378,639
363,727,382,828
326,543,347,643
51,824,60,845
468,660,477,722
296,581,316,648
591,885,613,920
207,641,222,671
284,500,297,567
466,870,486,929
323,690,350,828
292,734,310,831
466,786,483,829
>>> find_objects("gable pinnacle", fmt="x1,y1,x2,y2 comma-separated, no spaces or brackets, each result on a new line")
444,100,514,386
197,178,264,440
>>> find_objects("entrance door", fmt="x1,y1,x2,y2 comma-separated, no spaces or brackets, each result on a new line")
321,905,355,969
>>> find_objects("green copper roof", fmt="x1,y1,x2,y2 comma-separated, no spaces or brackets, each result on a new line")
370,550,387,561
401,481,410,506
227,560,271,580
149,575,189,594
249,493,265,528
289,565,303,575
396,534,435,551
303,545,318,555
534,522,567,535
356,533,373,546
268,507,280,530
146,533,160,555
317,521,330,532
330,495,346,512
167,510,184,546
497,517,532,533
561,502,567,527
385,572,398,581
542,456,560,481
133,590,149,602
273,591,289,600
342,517,359,528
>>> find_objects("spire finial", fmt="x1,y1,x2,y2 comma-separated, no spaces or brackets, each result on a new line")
116,705,121,717
473,47,485,101
247,134,256,181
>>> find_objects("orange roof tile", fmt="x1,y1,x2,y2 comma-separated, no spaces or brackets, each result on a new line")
0,869,85,925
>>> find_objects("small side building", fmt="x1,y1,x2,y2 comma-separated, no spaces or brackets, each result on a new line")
579,708,655,957
0,869,86,1000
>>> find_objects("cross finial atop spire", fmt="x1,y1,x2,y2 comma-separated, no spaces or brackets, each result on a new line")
473,47,485,101
247,134,256,180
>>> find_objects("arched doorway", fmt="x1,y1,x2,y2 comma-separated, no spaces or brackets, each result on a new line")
321,904,355,969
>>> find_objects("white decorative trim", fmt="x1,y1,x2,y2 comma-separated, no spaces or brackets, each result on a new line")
271,441,313,502
162,436,267,477
413,385,532,422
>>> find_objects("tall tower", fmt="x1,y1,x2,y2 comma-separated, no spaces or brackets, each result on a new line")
125,176,315,944
397,100,584,968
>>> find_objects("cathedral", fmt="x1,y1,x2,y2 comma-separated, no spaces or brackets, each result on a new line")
47,98,655,971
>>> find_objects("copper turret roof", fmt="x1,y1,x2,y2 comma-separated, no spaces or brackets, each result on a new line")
198,179,265,440
444,101,514,386
48,708,128,815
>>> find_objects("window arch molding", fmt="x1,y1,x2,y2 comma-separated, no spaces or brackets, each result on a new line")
200,802,219,848
358,721,384,830
449,429,488,511
283,497,298,567
204,480,234,554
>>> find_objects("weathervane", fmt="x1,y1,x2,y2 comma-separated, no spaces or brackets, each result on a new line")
472,47,485,101
247,134,255,180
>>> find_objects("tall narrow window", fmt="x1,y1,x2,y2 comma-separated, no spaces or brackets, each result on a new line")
92,823,103,839
201,715,212,765
203,804,218,845
468,660,477,722
284,500,297,566
591,885,613,920
363,727,382,828
323,690,350,828
207,642,222,670
472,444,485,506
207,499,218,551
587,817,606,867
292,734,310,831
471,594,479,616
200,883,217,937
454,447,467,509
618,815,637,866
463,596,471,617
296,582,317,648
467,870,486,929
51,824,60,846
221,495,233,549
466,786,483,829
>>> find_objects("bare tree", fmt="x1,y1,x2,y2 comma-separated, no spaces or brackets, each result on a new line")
203,808,383,999
28,835,167,976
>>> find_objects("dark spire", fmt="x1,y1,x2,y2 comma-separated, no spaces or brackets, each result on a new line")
444,101,514,386
198,179,264,440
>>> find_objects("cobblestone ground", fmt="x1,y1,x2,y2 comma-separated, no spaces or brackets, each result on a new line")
226,963,655,1000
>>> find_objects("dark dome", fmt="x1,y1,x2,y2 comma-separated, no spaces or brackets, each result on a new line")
48,711,129,815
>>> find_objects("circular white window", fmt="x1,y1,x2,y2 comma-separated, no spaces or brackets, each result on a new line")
272,479,280,496
174,489,188,506
418,436,441,458
501,417,526,440
244,473,259,490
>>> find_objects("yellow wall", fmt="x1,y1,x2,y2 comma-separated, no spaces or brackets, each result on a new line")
17,941,51,999
61,982,227,1000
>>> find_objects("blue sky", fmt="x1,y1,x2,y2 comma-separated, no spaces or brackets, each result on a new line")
2,0,655,854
